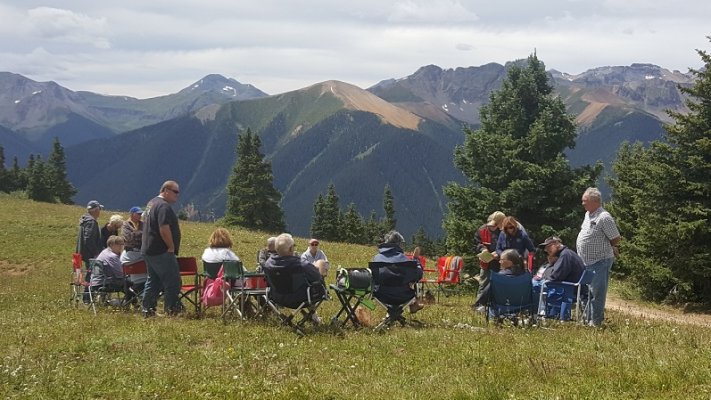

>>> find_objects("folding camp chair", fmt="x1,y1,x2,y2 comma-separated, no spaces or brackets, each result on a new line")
221,261,269,323
177,257,200,315
329,267,374,328
538,269,595,323
370,260,423,331
486,272,535,326
122,259,148,310
419,256,464,302
263,266,327,335
87,259,126,314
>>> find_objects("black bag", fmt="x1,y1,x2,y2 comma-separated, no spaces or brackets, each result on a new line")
336,268,372,290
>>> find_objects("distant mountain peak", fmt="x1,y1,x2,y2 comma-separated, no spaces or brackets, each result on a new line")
180,74,268,98
309,80,421,130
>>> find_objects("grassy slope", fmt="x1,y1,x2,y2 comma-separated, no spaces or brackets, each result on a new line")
0,195,709,399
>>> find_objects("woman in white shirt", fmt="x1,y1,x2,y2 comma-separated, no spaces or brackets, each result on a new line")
201,228,240,264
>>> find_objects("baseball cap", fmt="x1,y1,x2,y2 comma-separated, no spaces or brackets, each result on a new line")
129,206,143,214
86,200,104,210
538,236,562,248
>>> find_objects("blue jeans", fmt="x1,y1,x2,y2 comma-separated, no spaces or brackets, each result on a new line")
585,258,614,326
142,252,182,313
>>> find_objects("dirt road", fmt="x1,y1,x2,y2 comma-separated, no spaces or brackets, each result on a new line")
606,295,711,328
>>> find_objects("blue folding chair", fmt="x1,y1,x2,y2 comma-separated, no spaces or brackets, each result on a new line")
538,269,595,322
486,272,535,325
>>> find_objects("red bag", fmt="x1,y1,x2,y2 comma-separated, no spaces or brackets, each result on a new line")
201,266,229,307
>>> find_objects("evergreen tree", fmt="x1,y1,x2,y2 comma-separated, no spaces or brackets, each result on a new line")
0,146,8,192
224,128,285,232
411,226,434,257
444,54,600,255
608,39,711,303
383,184,396,231
310,193,326,239
320,183,342,241
341,202,367,244
26,156,53,202
8,157,23,191
364,210,382,245
46,137,76,204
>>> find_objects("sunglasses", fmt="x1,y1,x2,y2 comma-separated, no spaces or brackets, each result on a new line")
504,226,516,231
310,243,319,246
167,188,180,194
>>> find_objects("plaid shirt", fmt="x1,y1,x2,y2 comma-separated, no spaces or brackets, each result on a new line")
576,207,620,266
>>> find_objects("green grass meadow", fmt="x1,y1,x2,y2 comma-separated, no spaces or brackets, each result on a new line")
1,195,710,399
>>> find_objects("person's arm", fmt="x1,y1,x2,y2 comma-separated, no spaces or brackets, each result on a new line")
495,234,505,257
610,236,621,257
159,224,174,252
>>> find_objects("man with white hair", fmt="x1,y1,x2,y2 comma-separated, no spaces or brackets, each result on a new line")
263,233,326,314
576,187,621,326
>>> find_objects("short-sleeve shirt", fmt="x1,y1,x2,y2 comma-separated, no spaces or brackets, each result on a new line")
576,207,620,266
301,249,328,264
142,196,181,256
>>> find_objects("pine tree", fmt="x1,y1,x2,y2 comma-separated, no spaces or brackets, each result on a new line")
8,156,23,191
26,156,53,202
341,203,367,244
364,210,382,245
608,38,711,303
0,146,8,192
46,137,76,204
310,193,326,239
410,226,433,257
444,54,600,255
383,184,396,231
224,128,286,232
320,183,342,241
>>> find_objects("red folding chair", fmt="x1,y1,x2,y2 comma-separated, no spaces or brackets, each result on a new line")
69,254,91,312
122,260,147,310
177,257,200,315
419,256,464,302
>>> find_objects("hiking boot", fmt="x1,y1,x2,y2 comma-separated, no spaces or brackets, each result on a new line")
142,308,156,318
409,302,424,314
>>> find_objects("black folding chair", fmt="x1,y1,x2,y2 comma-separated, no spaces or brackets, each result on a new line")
263,267,326,336
369,261,423,331
329,267,374,328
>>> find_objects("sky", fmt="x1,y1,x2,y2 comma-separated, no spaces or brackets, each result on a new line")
1,0,709,99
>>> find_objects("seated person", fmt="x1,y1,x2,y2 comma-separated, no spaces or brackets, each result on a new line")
537,236,585,283
89,235,126,292
120,206,146,303
263,233,326,309
101,214,124,249
473,249,526,307
301,238,330,279
201,228,241,264
256,236,277,271
372,230,424,313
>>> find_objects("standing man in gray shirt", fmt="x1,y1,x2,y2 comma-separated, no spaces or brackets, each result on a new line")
141,180,183,317
576,187,621,327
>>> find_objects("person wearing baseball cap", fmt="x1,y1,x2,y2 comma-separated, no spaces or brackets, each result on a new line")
537,236,585,283
77,200,104,267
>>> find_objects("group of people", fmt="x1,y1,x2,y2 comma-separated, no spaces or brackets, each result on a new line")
78,180,184,316
473,187,620,326
77,180,619,326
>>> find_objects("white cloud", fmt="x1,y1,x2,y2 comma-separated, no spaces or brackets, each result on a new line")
0,1,708,98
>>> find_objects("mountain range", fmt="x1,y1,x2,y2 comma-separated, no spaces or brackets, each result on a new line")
0,62,694,238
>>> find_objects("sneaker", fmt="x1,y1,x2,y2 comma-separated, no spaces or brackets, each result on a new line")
475,305,485,313
409,302,425,314
311,314,323,324
142,308,156,318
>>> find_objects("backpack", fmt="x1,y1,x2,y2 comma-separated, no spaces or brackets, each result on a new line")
201,266,229,307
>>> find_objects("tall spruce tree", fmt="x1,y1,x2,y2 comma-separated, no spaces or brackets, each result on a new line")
608,39,711,303
320,183,342,241
444,54,600,255
47,137,76,204
9,156,23,191
364,210,382,244
224,128,285,232
383,184,396,231
310,193,326,239
26,156,53,202
341,202,367,244
0,146,8,192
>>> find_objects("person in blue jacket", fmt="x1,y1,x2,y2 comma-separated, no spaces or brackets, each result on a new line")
496,216,535,258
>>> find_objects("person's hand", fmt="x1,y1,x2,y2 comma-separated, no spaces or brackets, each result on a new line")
613,246,619,257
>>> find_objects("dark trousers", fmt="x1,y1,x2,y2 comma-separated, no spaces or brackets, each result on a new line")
142,252,182,313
